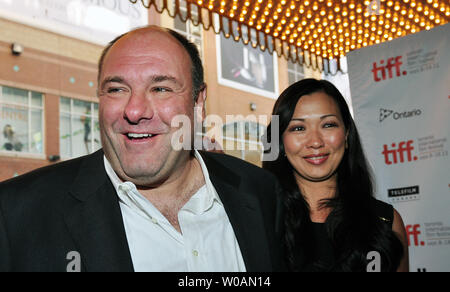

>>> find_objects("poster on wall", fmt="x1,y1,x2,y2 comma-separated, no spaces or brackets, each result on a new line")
0,0,148,45
347,23,450,272
216,33,279,99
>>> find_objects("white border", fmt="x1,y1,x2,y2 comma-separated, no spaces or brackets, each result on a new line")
215,35,279,100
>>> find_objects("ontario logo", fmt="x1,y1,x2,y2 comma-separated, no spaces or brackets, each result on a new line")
379,108,422,122
372,56,408,82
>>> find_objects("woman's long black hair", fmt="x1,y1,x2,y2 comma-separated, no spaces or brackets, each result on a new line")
263,79,403,272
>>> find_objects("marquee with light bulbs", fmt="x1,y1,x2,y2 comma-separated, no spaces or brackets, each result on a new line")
129,0,449,74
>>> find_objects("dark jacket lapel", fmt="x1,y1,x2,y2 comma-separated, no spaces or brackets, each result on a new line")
199,152,273,272
63,150,134,272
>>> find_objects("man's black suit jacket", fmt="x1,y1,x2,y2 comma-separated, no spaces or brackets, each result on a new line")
0,150,285,272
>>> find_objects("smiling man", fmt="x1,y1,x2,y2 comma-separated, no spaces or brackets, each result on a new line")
0,26,285,272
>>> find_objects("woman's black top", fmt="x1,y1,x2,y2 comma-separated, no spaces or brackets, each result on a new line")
302,199,394,272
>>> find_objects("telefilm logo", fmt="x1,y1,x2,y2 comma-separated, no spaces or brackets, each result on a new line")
379,108,422,123
372,56,407,82
382,140,418,165
387,185,420,203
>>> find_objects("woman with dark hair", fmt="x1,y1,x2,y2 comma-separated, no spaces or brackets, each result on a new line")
263,79,409,272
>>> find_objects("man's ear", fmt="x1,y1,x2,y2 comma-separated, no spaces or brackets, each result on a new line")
195,84,207,122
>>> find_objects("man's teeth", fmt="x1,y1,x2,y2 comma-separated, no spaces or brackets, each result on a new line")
127,133,154,139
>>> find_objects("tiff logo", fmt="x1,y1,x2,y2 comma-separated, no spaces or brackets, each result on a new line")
372,56,407,82
382,140,418,165
406,224,425,247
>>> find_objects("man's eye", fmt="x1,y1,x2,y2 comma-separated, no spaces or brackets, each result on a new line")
153,87,172,93
107,88,125,94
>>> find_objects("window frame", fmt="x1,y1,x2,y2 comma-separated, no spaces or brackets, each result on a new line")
0,85,46,159
287,61,305,85
59,97,100,160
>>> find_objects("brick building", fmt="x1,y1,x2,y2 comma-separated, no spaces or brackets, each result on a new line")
0,1,320,182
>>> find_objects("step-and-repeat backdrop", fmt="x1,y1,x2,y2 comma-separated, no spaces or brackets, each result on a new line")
348,23,449,272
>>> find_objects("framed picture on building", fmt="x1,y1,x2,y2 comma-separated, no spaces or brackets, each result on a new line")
216,34,279,99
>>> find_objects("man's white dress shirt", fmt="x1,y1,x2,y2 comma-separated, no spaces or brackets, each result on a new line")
104,151,246,272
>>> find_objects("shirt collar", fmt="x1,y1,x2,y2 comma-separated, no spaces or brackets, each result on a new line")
103,150,223,214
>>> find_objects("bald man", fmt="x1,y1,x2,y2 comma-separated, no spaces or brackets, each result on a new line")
0,26,286,272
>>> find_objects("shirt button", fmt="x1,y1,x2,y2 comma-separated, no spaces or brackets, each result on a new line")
151,218,158,225
192,250,199,257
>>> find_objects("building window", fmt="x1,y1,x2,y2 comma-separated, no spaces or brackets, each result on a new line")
173,0,203,58
288,61,305,85
60,97,101,159
0,86,44,154
222,121,265,166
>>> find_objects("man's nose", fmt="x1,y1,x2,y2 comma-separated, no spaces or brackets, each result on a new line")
123,92,154,124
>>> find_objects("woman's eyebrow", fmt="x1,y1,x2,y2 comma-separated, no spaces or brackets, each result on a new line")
290,114,338,122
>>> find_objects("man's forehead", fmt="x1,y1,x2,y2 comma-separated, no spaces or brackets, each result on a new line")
115,28,182,52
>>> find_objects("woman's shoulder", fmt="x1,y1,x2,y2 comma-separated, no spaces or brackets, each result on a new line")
371,198,394,227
